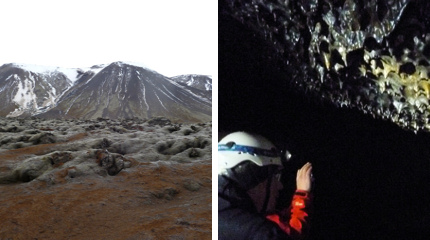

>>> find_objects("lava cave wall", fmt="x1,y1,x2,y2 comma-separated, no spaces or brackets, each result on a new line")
219,9,430,240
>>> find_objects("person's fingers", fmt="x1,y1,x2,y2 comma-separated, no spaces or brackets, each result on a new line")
297,163,312,180
296,163,312,192
297,163,312,182
300,162,311,174
306,164,312,175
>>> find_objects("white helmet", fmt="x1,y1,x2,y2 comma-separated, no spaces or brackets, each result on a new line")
218,132,282,174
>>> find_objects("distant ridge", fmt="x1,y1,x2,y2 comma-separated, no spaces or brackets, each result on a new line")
171,74,212,91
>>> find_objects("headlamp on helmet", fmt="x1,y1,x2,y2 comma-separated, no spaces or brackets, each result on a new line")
218,132,283,174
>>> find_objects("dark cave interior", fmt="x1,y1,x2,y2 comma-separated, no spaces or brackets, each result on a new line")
219,7,430,239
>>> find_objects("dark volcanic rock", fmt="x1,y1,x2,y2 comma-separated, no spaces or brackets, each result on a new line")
0,116,211,184
0,116,212,239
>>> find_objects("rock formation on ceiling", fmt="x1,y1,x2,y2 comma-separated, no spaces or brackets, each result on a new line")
221,0,430,132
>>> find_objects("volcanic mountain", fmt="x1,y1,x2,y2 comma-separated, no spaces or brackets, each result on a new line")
0,62,212,122
0,63,74,117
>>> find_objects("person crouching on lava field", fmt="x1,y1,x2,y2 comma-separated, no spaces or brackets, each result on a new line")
218,131,313,240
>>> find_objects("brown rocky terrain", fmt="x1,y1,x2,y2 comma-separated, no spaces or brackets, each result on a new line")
0,117,212,239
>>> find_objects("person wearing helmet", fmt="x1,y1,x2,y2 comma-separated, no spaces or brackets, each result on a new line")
218,131,313,240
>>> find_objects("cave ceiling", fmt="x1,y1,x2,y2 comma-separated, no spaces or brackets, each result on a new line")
221,0,430,133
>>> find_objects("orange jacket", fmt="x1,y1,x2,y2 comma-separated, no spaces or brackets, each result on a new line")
266,190,312,239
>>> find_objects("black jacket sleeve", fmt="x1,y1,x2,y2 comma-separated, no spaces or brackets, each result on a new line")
218,175,292,240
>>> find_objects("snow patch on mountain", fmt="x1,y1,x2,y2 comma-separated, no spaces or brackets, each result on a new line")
13,77,34,107
187,76,196,86
205,80,211,91
13,63,106,84
121,61,154,70
81,65,105,75
13,63,78,83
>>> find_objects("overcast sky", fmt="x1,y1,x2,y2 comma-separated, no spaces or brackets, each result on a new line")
0,0,216,77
